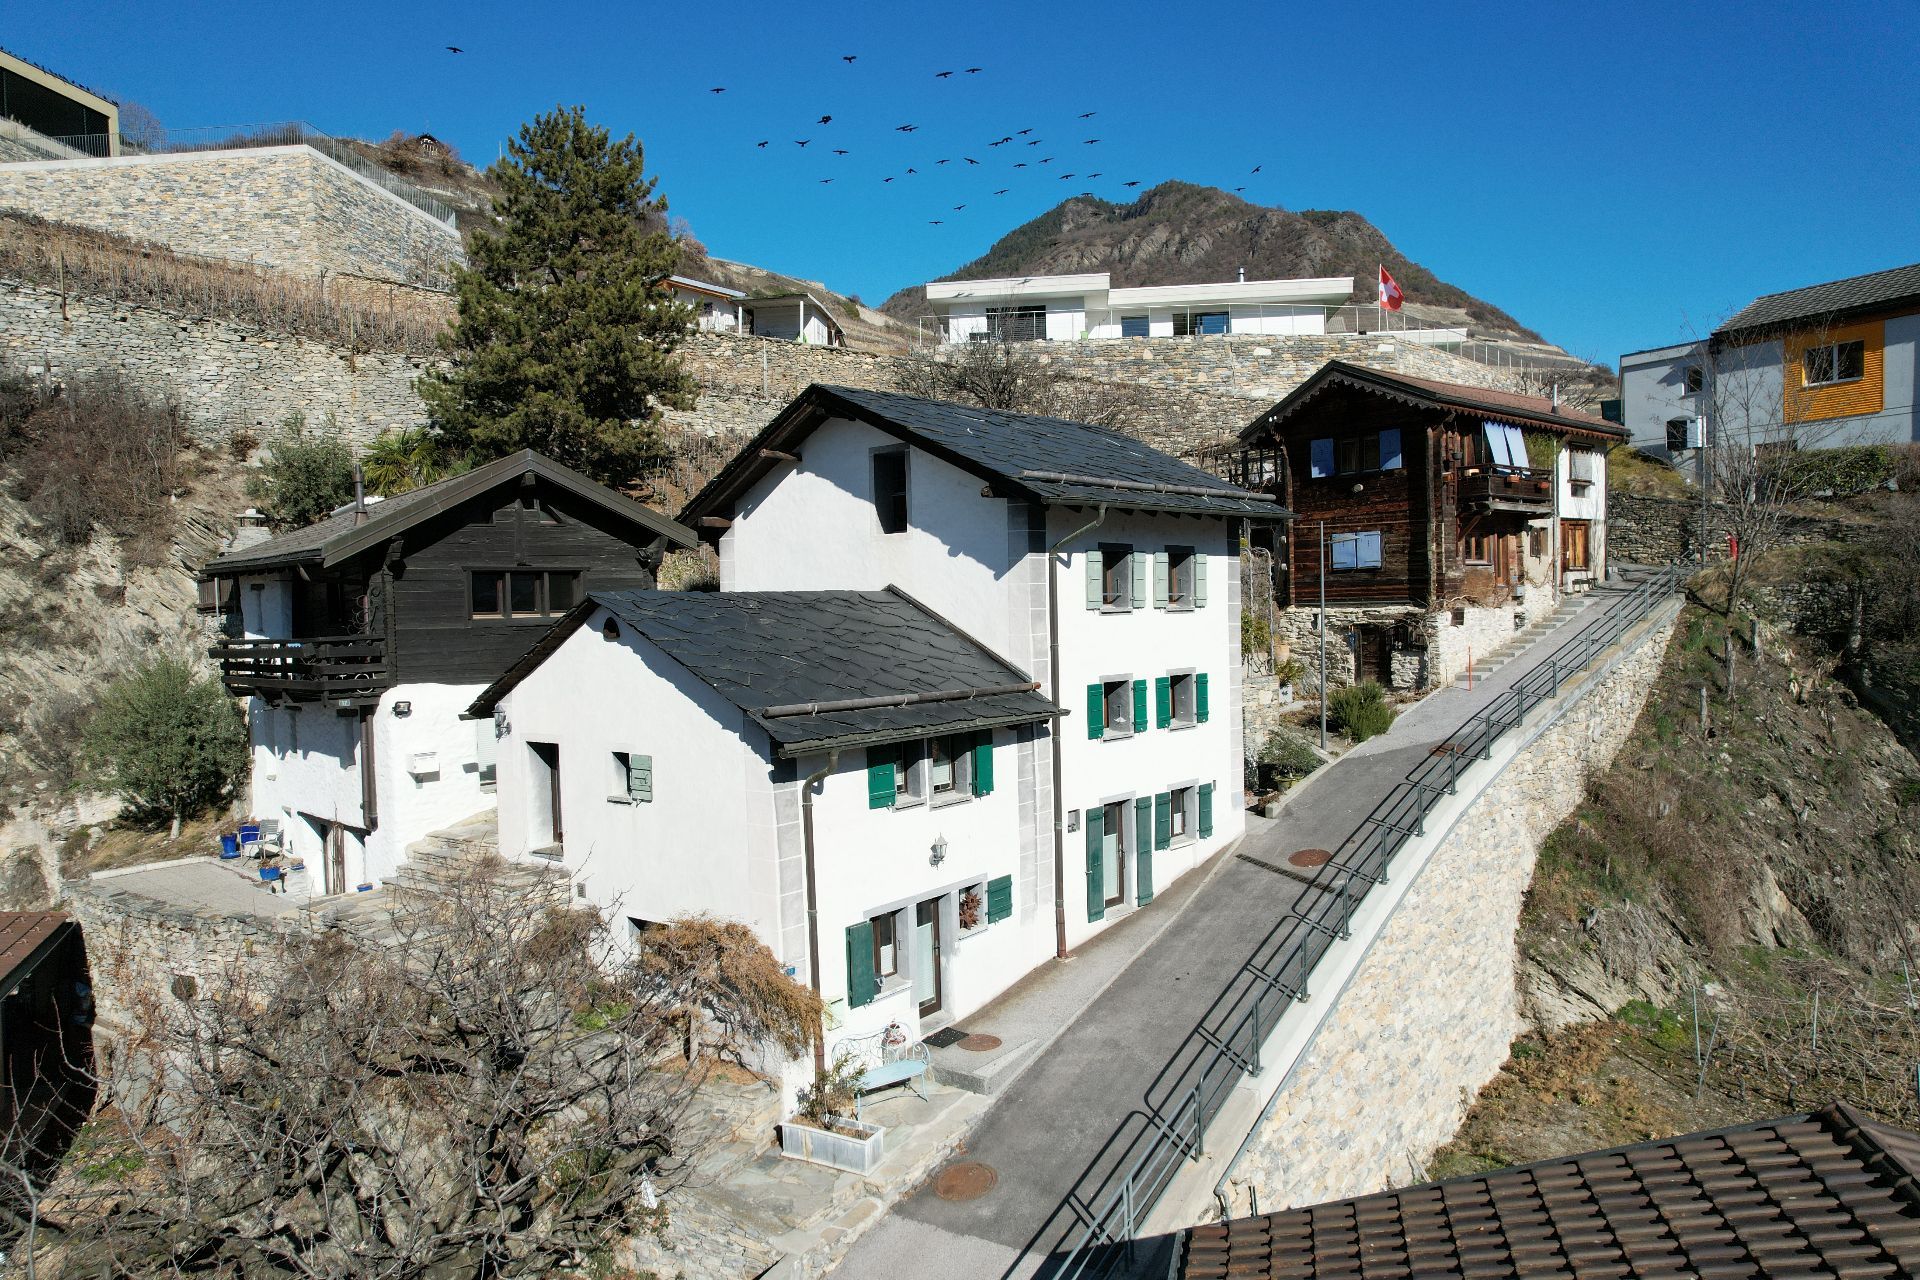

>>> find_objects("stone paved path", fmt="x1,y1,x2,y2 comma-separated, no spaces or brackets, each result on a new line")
833,580,1643,1279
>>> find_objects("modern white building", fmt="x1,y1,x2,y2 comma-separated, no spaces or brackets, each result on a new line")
925,271,1354,344
200,451,695,894
745,291,845,346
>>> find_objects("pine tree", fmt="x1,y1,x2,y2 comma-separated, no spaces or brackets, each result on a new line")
421,106,696,487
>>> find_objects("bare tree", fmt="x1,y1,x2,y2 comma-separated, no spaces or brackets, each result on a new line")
28,862,818,1278
896,337,1149,428
1505,366,1612,415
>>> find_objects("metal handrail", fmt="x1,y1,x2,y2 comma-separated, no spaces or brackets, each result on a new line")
1046,564,1683,1278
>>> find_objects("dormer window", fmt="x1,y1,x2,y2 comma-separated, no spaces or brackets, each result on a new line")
872,447,909,534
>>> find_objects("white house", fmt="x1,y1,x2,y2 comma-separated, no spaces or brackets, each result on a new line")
200,451,695,894
680,385,1288,968
668,274,747,334
467,588,1061,1063
745,291,845,346
924,270,1355,344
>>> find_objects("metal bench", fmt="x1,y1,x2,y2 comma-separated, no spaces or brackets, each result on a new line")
840,1023,931,1118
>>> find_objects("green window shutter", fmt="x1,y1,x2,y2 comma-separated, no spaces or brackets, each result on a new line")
972,732,995,796
1155,676,1172,729
1196,673,1210,723
627,753,653,803
1199,783,1215,838
1135,796,1155,905
1085,805,1106,921
986,874,1013,924
846,921,877,1008
1129,548,1147,609
866,747,894,809
1153,552,1170,609
1132,679,1148,733
1154,791,1172,851
1086,683,1105,740
1085,550,1103,609
1194,554,1208,608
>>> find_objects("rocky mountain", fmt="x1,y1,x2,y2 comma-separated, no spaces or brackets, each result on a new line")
880,181,1547,344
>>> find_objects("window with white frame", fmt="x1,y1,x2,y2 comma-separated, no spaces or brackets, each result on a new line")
892,743,924,805
1167,546,1196,609
871,911,899,979
1568,448,1597,494
1169,672,1197,728
1101,544,1133,610
1169,784,1194,842
1803,340,1865,386
1103,678,1134,736
927,732,974,799
1120,314,1149,338
609,750,652,803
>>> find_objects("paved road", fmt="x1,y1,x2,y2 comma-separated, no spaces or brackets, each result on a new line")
834,580,1647,1280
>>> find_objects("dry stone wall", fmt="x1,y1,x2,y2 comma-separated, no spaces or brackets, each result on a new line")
1219,603,1681,1213
0,278,438,444
0,146,462,285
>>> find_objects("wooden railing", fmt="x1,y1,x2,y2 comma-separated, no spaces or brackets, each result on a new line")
210,635,390,701
1458,465,1553,510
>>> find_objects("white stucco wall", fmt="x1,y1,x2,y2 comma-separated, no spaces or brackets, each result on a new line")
1556,444,1608,585
1619,341,1705,459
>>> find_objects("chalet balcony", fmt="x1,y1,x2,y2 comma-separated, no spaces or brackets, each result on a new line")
211,635,391,703
1457,466,1553,513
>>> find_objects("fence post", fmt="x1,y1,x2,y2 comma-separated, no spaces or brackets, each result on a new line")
1192,1085,1205,1158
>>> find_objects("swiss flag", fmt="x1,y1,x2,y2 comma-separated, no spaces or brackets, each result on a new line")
1378,266,1404,312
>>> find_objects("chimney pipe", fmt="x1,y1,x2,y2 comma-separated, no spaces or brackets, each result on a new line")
352,464,368,526
1550,382,1561,411
1237,266,1246,283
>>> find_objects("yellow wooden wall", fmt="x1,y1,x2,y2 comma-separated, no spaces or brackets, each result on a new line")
1783,318,1884,424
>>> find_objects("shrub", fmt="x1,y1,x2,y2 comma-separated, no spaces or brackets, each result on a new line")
1257,729,1321,781
1328,681,1396,742
1775,444,1897,497
5,373,187,552
1241,607,1272,655
81,655,247,836
249,414,356,530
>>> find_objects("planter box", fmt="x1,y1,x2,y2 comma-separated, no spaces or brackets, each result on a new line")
779,1116,885,1175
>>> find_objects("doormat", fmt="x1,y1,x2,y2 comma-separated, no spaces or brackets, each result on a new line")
923,1027,969,1049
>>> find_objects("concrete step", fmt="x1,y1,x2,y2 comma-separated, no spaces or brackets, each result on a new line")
930,1036,1039,1095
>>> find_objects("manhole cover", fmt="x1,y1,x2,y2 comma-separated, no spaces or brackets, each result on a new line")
958,1033,1002,1052
934,1161,998,1201
1288,848,1333,868
922,1027,968,1049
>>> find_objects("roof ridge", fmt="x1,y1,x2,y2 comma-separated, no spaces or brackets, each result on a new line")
1819,1100,1920,1203
1744,260,1920,304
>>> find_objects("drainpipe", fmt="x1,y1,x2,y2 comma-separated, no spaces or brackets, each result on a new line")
1046,504,1107,960
799,748,840,1076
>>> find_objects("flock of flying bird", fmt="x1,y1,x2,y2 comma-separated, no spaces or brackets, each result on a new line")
702,56,1265,225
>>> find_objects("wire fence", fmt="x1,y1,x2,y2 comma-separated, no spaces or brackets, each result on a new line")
40,121,458,227
1047,563,1684,1279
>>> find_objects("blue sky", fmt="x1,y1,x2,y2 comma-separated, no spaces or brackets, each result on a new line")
15,0,1918,362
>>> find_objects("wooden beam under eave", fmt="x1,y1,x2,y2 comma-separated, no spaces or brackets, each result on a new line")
758,448,801,464
697,516,733,529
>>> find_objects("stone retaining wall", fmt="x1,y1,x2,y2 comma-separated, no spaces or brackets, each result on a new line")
0,278,438,444
1219,603,1681,1213
1609,491,1881,565
0,146,462,285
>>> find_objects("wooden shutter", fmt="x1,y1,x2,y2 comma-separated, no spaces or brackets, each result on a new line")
1132,679,1148,733
1129,548,1147,609
1196,673,1210,723
1085,551,1103,609
846,921,878,1008
1199,783,1215,837
1086,683,1105,740
1154,791,1172,850
867,746,894,809
1153,552,1169,609
1155,676,1172,729
1193,554,1208,608
1085,805,1105,921
1135,795,1155,905
627,753,653,803
986,874,1013,923
972,732,994,796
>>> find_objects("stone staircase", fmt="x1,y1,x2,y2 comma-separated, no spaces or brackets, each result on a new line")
1451,594,1588,688
315,811,570,941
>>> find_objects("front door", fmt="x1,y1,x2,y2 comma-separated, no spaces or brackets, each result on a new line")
1561,520,1591,575
1102,801,1127,909
913,898,943,1018
326,823,346,896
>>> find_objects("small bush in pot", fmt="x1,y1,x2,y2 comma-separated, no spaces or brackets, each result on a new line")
795,1050,865,1132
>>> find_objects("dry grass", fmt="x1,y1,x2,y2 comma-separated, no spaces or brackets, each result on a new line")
0,212,447,355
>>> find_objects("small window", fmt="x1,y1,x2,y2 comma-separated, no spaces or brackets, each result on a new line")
611,751,652,803
1683,365,1705,394
1170,785,1193,840
547,571,579,612
509,572,540,615
1309,438,1334,479
1803,340,1865,387
1101,544,1132,610
1568,448,1596,493
1120,314,1149,338
1330,531,1383,571
472,570,581,620
872,912,898,978
1167,547,1195,608
1170,673,1196,727
471,572,504,617
628,918,667,944
1463,532,1494,565
1103,679,1133,735
519,492,560,524
927,733,975,800
872,447,909,535
891,743,924,805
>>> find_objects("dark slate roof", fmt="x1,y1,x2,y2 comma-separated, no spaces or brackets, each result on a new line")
1243,359,1628,443
203,450,696,574
1719,261,1920,337
679,384,1288,531
0,912,74,997
468,586,1059,757
1179,1103,1920,1280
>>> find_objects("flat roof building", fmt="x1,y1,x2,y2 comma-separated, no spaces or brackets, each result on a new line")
925,270,1355,343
